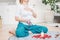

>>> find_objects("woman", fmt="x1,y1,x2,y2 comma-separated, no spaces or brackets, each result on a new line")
9,0,48,37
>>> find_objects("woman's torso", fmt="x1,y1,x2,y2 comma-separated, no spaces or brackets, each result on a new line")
18,4,34,25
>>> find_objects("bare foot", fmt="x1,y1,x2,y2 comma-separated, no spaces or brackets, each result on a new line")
9,31,15,35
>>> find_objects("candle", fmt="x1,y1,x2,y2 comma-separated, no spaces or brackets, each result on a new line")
41,31,44,37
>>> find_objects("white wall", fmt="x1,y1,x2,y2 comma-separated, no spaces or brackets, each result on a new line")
0,0,16,2
0,0,54,24
0,5,17,24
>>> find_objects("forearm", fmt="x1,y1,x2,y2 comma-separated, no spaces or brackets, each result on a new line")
31,10,37,18
15,16,27,22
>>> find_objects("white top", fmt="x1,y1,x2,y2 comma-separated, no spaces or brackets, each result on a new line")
15,4,34,25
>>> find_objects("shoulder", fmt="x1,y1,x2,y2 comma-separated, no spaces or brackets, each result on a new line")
17,4,24,9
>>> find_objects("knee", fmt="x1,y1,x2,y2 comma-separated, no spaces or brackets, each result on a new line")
42,27,48,33
15,27,29,37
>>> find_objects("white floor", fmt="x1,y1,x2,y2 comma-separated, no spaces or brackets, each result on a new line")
9,31,60,40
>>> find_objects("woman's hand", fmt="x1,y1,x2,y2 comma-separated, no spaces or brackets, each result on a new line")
26,20,32,25
24,7,33,12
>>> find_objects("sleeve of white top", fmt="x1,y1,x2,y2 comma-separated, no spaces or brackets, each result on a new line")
15,5,22,17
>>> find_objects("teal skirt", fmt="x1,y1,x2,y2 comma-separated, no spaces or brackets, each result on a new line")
15,22,48,37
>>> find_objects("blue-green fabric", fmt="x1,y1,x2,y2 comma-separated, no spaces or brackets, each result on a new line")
15,22,48,37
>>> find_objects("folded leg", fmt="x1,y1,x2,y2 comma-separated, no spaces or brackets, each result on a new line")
29,25,48,34
15,22,29,37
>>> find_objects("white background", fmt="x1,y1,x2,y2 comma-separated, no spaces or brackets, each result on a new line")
0,0,54,25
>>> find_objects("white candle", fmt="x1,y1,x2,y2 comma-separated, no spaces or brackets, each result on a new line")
41,31,44,37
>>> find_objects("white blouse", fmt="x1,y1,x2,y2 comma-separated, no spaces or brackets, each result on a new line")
15,4,34,25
